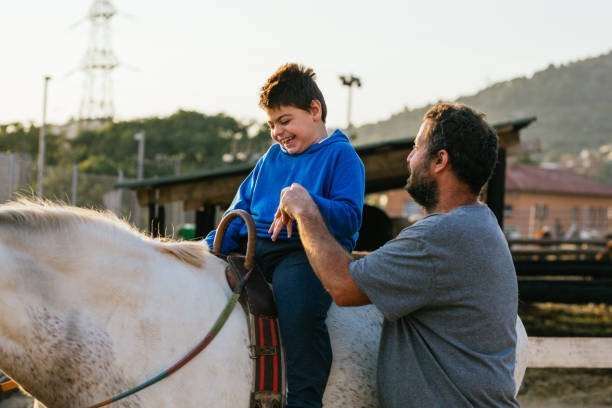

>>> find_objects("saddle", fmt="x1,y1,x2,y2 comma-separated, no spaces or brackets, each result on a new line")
213,210,286,408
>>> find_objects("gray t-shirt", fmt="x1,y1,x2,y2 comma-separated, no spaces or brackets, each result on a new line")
350,204,518,407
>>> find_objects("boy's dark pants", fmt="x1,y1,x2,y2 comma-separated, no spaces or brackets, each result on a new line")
255,239,332,408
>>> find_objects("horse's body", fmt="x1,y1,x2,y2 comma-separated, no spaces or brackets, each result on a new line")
0,201,527,407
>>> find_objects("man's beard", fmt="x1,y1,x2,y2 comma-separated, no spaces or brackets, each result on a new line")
405,166,439,213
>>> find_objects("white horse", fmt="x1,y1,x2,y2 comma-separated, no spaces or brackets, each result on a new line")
0,200,527,407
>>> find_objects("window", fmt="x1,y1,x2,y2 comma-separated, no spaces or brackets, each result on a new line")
534,204,548,221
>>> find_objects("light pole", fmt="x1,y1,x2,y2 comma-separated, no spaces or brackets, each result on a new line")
71,164,79,205
133,131,145,227
37,75,51,197
339,74,361,132
134,131,145,180
7,153,15,200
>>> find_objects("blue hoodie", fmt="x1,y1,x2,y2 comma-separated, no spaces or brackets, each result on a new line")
205,129,365,253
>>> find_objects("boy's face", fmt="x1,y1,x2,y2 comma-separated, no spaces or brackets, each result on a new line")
265,101,323,155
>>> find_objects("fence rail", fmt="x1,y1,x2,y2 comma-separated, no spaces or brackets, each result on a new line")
510,239,611,303
527,337,612,368
509,238,609,261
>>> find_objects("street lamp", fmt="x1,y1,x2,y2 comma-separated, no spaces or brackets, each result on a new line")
37,75,51,197
133,131,145,227
134,131,145,180
339,74,361,132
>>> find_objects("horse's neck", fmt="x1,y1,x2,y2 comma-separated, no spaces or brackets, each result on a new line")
1,228,249,406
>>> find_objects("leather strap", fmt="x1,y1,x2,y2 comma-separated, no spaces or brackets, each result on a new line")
224,254,286,408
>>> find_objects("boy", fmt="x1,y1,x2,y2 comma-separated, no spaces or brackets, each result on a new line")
205,63,365,408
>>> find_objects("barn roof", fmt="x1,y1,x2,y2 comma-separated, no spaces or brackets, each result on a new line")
506,164,612,196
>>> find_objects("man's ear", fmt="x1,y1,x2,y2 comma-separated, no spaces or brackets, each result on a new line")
433,149,449,172
309,100,322,121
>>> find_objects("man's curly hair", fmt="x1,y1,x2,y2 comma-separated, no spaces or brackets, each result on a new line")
423,103,499,195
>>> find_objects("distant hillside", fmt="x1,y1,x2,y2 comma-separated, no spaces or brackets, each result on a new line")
355,51,612,159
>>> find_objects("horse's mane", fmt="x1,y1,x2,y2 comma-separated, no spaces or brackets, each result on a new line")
0,198,208,269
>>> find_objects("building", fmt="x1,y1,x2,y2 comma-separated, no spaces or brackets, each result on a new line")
504,164,612,239
380,164,612,240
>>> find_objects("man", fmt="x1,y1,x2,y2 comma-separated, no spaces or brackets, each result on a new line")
270,103,519,407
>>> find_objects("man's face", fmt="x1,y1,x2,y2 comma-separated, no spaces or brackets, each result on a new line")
405,120,439,212
265,103,321,155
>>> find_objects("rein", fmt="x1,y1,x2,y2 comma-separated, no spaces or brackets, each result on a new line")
0,209,256,407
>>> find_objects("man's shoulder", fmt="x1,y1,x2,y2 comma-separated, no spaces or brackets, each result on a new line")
404,214,446,236
421,205,495,232
398,209,490,249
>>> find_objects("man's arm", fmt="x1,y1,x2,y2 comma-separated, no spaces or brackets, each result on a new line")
274,183,370,306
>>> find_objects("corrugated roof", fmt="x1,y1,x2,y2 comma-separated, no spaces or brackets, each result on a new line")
506,164,612,196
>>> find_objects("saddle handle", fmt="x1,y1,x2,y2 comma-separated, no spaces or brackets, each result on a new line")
212,209,256,270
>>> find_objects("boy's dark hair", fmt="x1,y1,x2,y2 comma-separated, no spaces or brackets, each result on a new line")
423,103,499,195
259,63,327,122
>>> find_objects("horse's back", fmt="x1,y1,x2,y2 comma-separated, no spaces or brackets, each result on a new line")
325,306,528,406
325,304,382,408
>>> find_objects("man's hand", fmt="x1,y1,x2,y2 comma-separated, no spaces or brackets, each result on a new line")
279,183,318,218
267,183,370,306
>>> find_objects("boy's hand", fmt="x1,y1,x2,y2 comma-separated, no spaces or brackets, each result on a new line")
268,206,293,241
268,183,319,241
269,186,294,241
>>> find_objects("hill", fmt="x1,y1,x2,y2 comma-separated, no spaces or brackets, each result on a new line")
355,51,612,159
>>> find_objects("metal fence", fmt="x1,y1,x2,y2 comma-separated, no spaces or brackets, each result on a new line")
504,207,610,240
0,152,34,202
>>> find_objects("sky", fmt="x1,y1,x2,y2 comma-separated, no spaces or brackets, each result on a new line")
1,0,611,130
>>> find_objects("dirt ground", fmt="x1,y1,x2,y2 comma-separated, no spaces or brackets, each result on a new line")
518,367,612,407
2,302,610,407
516,302,612,408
